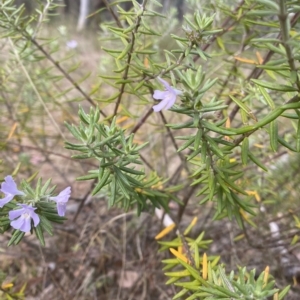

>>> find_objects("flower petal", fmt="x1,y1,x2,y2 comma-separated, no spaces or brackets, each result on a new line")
9,208,24,220
19,217,31,233
152,77,181,113
50,187,71,204
18,203,34,210
1,176,24,196
31,212,40,227
10,216,25,231
153,98,170,112
1,176,16,192
173,88,183,96
164,94,177,110
153,90,169,100
58,186,71,198
57,202,67,217
157,77,171,90
0,194,13,208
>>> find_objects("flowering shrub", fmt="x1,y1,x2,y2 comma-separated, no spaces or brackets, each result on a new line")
0,176,70,246
1,0,300,298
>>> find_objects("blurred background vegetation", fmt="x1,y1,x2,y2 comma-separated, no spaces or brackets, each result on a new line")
1,0,300,299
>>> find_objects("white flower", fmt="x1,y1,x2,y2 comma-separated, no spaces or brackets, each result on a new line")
152,77,182,112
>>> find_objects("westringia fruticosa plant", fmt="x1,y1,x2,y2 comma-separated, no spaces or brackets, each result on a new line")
1,0,300,298
155,218,290,300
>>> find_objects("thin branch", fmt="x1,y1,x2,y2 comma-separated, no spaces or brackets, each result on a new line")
32,0,51,39
140,153,154,171
102,0,123,28
278,0,300,90
113,0,148,115
131,107,153,134
177,185,197,223
159,111,189,172
28,36,107,115
73,181,95,222
8,38,65,139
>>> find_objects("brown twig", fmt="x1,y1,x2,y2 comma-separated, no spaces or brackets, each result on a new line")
102,0,123,29
113,0,148,116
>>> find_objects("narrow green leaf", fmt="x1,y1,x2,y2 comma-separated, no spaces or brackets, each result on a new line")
123,23,136,34
222,177,247,195
234,194,256,215
201,142,207,162
167,119,195,129
187,147,202,161
281,112,298,119
218,266,237,295
278,285,290,300
115,174,130,200
107,26,129,38
199,286,230,297
270,120,278,152
257,86,275,109
297,118,300,152
101,47,122,54
202,120,235,136
173,288,189,300
198,78,218,94
246,10,280,17
41,178,52,195
278,137,297,151
8,230,24,247
229,95,255,120
177,259,208,285
92,171,111,195
109,177,117,208
256,0,279,10
134,80,145,91
165,276,180,285
206,136,224,159
77,173,99,181
215,174,229,194
164,269,191,277
248,151,268,171
251,79,298,92
34,224,45,246
241,137,249,165
64,122,82,140
39,216,53,236
191,174,208,186
194,128,202,151
119,166,144,175
177,137,195,152
175,281,201,290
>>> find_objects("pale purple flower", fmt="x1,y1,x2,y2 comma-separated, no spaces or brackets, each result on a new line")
9,204,40,233
0,176,24,208
49,187,71,217
152,77,182,112
66,40,78,49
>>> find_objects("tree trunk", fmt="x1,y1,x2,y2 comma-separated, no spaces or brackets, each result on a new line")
77,0,90,31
